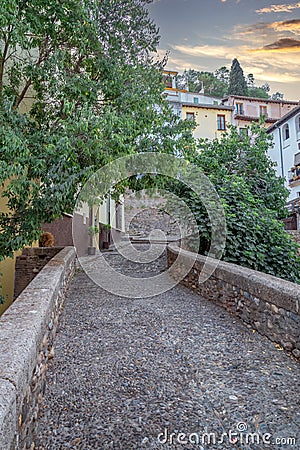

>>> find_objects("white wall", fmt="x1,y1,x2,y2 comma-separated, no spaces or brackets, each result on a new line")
268,111,300,201
164,90,221,119
180,92,221,105
74,194,125,232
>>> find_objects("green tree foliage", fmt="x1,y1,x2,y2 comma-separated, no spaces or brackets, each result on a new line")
170,124,300,283
246,73,255,88
271,92,284,101
228,58,248,96
214,66,230,85
176,62,282,100
176,69,228,98
0,0,195,260
247,74,269,98
247,86,269,99
249,83,270,99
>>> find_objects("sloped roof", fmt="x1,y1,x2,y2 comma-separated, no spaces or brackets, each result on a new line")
182,102,233,111
266,106,300,133
222,95,300,105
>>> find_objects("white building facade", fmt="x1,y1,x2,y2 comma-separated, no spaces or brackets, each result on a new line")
163,70,222,118
267,106,300,203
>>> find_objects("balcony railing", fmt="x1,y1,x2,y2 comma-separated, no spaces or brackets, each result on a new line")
289,166,300,185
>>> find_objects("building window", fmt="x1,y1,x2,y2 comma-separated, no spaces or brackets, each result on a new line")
259,105,268,117
193,97,199,104
235,103,243,115
294,151,300,166
296,115,300,133
217,115,226,130
163,75,173,88
186,112,195,121
283,124,290,140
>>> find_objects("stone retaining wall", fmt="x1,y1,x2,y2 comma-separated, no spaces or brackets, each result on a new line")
288,230,300,247
167,245,300,360
0,247,76,450
124,190,180,238
14,247,64,300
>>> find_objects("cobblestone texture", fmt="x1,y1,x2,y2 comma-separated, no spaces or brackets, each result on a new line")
167,247,300,360
36,247,300,450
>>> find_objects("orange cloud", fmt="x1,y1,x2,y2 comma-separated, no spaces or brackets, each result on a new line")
256,2,300,13
268,18,300,33
251,37,300,52
169,41,300,83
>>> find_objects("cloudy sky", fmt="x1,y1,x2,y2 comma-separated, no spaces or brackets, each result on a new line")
147,0,300,100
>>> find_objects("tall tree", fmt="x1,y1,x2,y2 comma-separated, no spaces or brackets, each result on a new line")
0,0,195,261
228,58,248,96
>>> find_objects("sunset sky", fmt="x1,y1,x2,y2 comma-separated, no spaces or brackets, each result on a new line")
148,0,300,100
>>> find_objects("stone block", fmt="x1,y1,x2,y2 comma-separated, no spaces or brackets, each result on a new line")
0,247,75,449
0,379,16,450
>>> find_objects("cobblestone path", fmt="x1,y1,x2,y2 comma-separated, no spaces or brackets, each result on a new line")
36,249,300,450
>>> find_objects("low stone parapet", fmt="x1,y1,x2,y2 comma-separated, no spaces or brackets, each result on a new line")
0,246,76,450
14,247,64,300
167,244,300,361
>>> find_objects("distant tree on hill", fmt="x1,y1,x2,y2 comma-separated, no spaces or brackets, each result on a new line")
271,92,284,100
176,61,283,100
246,74,271,98
228,58,248,96
246,73,255,88
248,86,269,99
176,69,228,98
176,69,204,92
214,66,230,84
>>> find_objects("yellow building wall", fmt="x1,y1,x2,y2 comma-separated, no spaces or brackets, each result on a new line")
0,254,21,315
0,67,37,314
0,187,37,315
0,188,19,314
182,106,232,141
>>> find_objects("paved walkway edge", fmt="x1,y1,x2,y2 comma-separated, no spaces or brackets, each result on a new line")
167,244,300,360
0,246,76,450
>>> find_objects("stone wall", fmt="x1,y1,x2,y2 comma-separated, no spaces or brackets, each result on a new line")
288,230,300,246
124,190,180,238
167,245,300,360
14,247,64,300
0,247,76,450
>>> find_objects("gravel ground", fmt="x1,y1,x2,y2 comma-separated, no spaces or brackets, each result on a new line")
35,247,300,450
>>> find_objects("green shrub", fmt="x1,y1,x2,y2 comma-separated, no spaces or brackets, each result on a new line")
173,124,300,283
